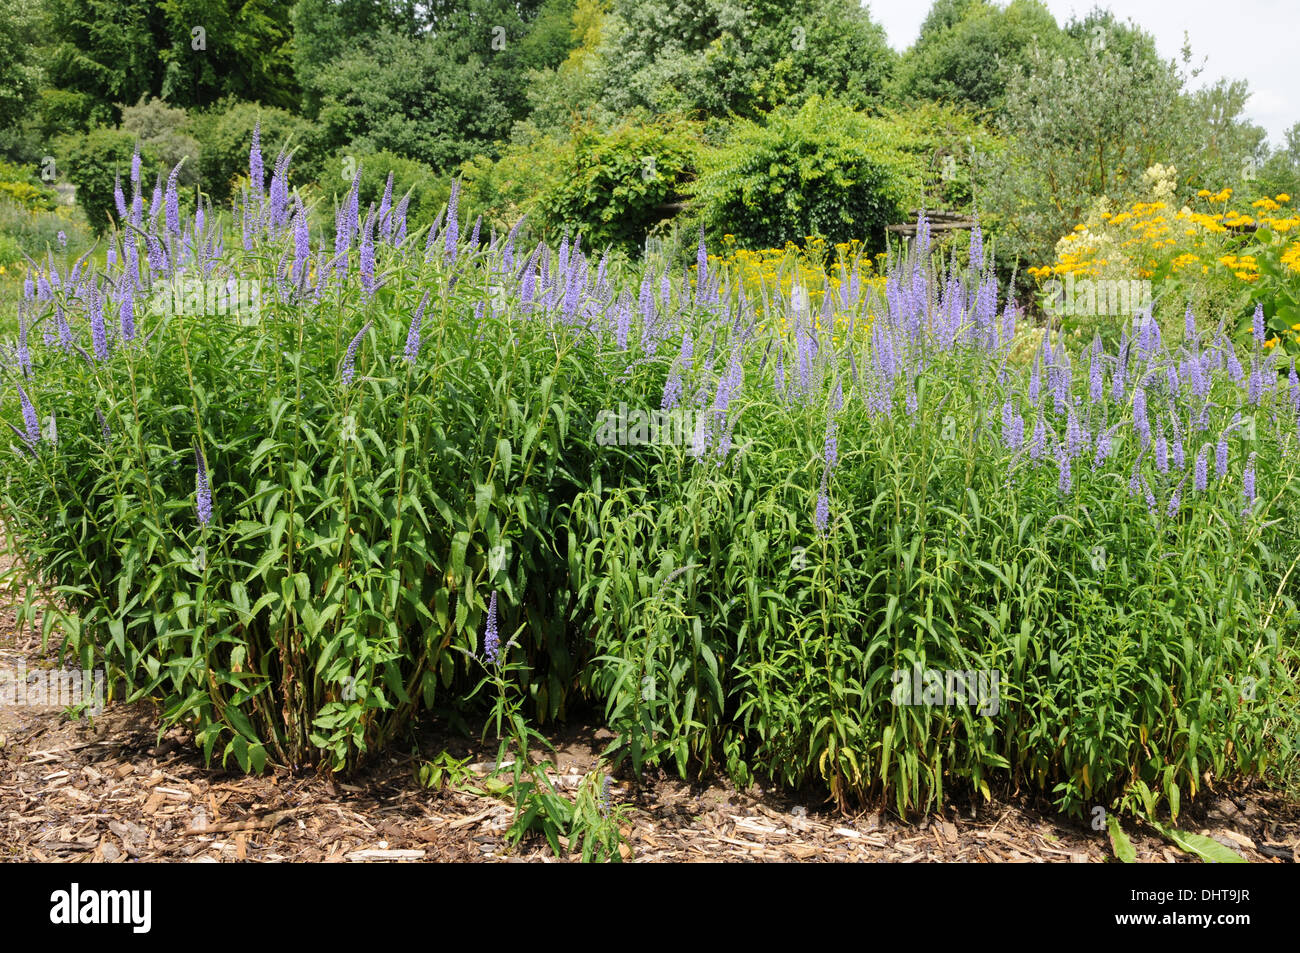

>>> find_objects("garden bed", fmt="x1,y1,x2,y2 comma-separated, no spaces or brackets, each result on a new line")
3,583,1297,864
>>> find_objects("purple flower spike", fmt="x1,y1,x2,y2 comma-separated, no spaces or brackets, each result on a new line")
969,222,984,273
1002,400,1025,451
165,164,181,236
483,591,500,664
195,446,213,526
1143,478,1157,514
16,309,31,377
1243,453,1257,515
1088,336,1104,404
269,152,291,230
341,321,373,386
1248,357,1262,406
392,193,409,246
378,172,394,240
149,174,163,222
249,122,264,196
120,287,136,343
1194,444,1208,492
16,382,39,448
695,227,708,304
615,294,631,349
824,426,839,470
444,180,460,262
292,200,310,288
1167,482,1183,517
1029,414,1046,461
359,209,376,298
89,285,108,361
1093,426,1113,469
1226,344,1243,383
1132,384,1150,446
405,293,429,364
814,472,830,534
1056,449,1072,495
55,304,72,352
1252,303,1265,345
662,366,683,411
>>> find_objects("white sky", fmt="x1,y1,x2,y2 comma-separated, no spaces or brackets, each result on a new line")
867,0,1297,148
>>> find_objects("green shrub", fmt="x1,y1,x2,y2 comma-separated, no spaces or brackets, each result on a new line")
190,99,318,206
691,96,922,252
538,119,700,255
883,102,1005,214
0,160,58,211
462,119,700,256
34,87,101,140
52,127,153,234
461,126,575,235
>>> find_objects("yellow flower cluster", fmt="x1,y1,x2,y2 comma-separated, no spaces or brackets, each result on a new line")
1033,188,1299,288
711,235,886,340
1282,241,1300,274
1217,253,1258,282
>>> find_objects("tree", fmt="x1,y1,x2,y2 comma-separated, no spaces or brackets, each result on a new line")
310,28,518,171
983,15,1274,274
43,0,169,128
1182,78,1268,192
981,35,1189,268
156,0,298,110
892,0,1067,113
540,118,700,254
594,0,896,119
1257,122,1300,202
0,0,44,136
522,0,610,132
40,0,296,129
299,0,571,170
291,0,423,115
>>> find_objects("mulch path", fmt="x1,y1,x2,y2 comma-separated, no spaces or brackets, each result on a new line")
2,564,1297,863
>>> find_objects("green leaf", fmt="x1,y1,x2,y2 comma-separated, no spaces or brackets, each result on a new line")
1152,823,1246,864
1107,815,1136,863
